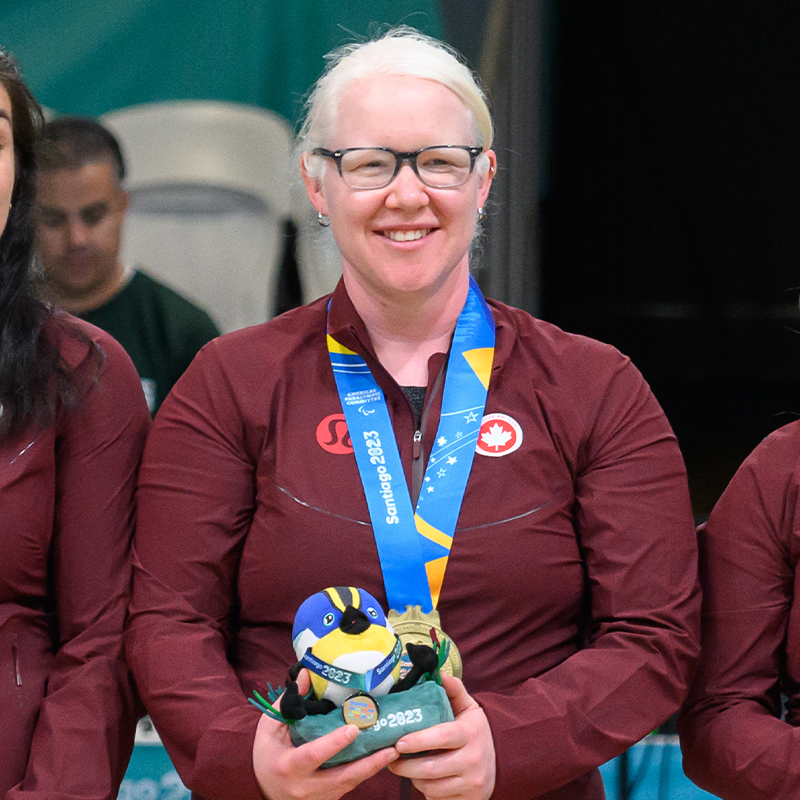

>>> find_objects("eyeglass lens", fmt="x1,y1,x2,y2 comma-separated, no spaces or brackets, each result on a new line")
339,148,474,189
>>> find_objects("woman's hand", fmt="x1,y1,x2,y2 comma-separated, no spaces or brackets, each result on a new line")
252,669,399,800
388,674,496,799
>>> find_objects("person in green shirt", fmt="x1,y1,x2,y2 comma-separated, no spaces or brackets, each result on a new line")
34,117,221,414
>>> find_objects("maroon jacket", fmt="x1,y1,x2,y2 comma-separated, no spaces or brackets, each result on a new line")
0,316,150,799
679,420,800,799
127,282,700,799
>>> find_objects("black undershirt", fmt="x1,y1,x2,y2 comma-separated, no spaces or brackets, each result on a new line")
401,386,426,428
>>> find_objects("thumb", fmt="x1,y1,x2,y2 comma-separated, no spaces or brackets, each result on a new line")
274,668,313,714
294,667,312,697
441,673,479,717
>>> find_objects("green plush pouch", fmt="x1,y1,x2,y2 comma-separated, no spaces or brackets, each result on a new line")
289,681,454,768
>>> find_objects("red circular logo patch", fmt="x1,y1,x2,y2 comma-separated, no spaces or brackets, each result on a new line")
315,414,353,454
475,413,523,457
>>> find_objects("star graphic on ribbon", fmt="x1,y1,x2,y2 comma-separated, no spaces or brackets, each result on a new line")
437,468,446,478
447,456,457,465
464,411,479,423
437,436,447,446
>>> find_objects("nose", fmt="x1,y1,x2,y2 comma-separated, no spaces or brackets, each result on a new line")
339,605,370,635
385,162,429,209
66,217,89,247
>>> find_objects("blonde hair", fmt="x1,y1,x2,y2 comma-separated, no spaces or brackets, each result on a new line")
298,27,493,180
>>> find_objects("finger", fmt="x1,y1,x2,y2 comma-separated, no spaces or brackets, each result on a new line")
441,673,477,716
284,746,398,797
330,745,400,788
273,668,312,714
290,722,361,770
395,721,466,756
295,668,312,696
408,774,465,799
389,750,458,778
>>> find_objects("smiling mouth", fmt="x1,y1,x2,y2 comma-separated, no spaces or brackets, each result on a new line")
383,228,431,242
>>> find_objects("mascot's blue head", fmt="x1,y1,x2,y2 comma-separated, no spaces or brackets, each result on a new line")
291,586,400,704
292,586,388,656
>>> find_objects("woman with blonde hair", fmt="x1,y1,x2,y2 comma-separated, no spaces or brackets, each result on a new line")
127,28,699,800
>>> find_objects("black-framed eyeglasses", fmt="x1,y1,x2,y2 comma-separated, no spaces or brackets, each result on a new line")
311,145,483,190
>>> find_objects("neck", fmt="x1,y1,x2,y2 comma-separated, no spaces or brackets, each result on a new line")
50,263,126,314
345,274,469,386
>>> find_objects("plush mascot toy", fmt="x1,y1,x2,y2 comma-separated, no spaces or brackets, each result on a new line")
281,586,439,720
250,587,454,767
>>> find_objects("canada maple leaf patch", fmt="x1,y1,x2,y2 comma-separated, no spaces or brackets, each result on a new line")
481,423,513,450
475,414,523,457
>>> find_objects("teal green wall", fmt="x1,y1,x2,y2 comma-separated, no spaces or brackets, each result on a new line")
1,1,444,124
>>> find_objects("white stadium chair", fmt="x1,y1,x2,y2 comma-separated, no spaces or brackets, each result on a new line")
101,100,340,333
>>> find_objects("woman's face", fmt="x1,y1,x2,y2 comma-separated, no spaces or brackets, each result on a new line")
303,74,495,304
0,84,14,238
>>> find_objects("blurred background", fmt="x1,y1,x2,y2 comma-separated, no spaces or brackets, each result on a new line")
7,0,799,516
6,2,799,797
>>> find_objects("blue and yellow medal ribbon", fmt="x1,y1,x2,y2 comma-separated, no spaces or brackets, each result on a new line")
328,276,495,613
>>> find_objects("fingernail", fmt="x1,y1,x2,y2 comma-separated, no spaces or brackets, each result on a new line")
396,740,408,752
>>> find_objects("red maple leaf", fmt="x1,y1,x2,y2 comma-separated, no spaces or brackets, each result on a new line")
481,423,513,451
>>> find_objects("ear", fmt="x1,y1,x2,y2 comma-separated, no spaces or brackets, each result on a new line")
477,149,497,208
300,153,327,217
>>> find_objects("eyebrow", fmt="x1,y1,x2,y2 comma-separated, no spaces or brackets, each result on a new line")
0,110,11,126
37,200,110,216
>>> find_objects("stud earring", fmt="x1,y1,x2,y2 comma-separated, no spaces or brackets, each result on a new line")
317,212,330,228
477,207,484,222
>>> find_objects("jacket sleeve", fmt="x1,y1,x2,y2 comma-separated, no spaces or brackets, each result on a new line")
125,342,265,800
478,355,701,798
677,426,800,800
8,332,150,800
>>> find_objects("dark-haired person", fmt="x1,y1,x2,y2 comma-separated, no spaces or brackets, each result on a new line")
0,52,150,797
678,420,800,800
127,28,700,800
35,117,220,414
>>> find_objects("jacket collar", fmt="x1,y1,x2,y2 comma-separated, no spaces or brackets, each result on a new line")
326,277,514,386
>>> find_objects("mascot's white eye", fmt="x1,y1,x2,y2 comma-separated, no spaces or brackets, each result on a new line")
323,612,335,627
367,607,379,619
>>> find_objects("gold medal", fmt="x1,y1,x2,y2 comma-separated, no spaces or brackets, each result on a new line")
341,694,379,729
388,605,462,679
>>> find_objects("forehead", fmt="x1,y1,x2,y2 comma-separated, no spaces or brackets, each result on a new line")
37,161,120,207
330,74,474,148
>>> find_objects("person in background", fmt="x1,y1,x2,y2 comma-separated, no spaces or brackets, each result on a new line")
126,28,700,800
678,420,800,799
34,118,221,414
0,50,150,798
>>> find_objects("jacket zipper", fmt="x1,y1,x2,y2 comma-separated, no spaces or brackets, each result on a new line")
12,634,21,686
411,364,447,506
412,429,423,505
